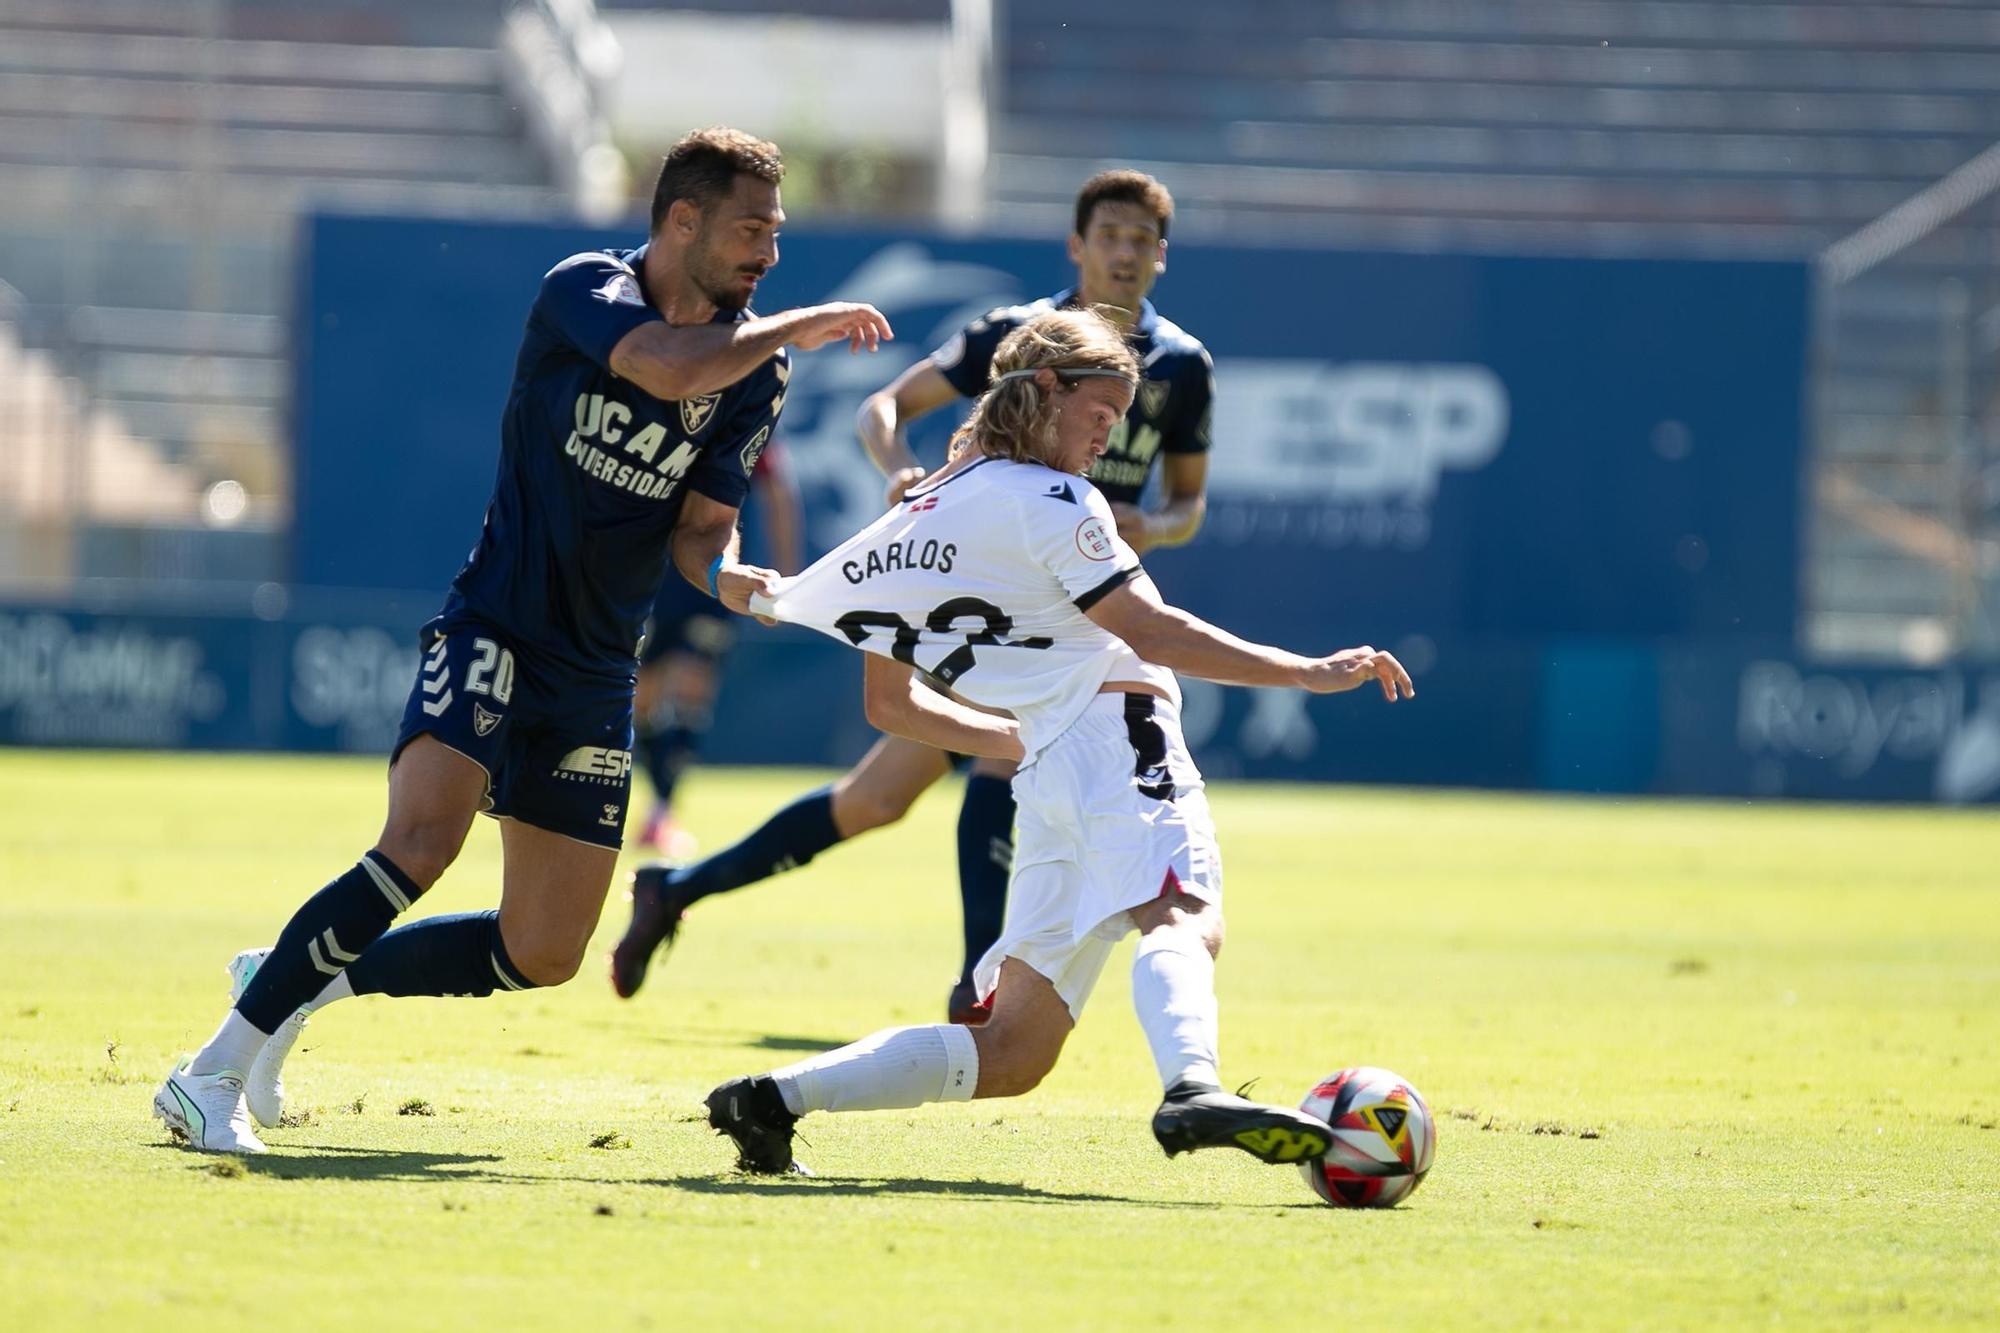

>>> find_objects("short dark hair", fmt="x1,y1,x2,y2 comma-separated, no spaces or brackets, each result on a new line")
1073,170,1173,242
650,127,784,233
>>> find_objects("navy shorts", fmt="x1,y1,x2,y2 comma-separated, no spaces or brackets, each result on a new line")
639,575,735,667
393,615,634,849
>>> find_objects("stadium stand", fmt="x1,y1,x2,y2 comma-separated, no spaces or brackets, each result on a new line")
2,0,1992,652
0,0,602,582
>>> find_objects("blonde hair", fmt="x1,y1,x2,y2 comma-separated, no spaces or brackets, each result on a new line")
950,308,1140,465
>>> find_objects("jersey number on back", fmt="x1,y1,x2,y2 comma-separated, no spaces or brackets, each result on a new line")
834,596,1052,685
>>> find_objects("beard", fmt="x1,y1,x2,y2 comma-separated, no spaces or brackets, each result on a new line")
689,235,758,311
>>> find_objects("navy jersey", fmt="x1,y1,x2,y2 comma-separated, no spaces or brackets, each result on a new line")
929,288,1213,503
445,245,788,678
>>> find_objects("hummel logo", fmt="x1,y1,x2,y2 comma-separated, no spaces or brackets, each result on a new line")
1044,481,1076,504
909,494,940,511
600,803,621,827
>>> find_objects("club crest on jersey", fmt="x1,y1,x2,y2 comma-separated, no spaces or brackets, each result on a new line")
472,703,502,737
681,393,722,435
741,424,771,473
1139,380,1169,417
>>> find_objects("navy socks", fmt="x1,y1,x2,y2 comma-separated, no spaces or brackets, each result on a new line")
235,852,423,1031
344,909,539,997
672,786,842,906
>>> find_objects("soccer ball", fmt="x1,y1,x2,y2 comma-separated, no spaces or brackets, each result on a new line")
1298,1066,1436,1208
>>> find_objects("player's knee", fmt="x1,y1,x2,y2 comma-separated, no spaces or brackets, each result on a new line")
975,1048,1056,1098
502,935,586,987
1131,887,1219,949
1193,908,1225,960
831,784,913,835
373,821,464,889
971,1022,1065,1098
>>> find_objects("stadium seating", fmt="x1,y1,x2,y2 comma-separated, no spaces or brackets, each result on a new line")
0,0,566,576
994,0,2000,249
992,0,2000,656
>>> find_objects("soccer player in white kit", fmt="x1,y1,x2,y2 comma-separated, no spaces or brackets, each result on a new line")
706,308,1414,1175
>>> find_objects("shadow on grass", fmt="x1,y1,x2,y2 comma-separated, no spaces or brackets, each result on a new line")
151,1143,1324,1211
747,1034,844,1053
645,1172,1325,1211
235,1144,506,1183
581,1021,847,1055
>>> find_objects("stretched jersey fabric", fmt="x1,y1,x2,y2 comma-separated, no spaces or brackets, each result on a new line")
444,245,789,679
757,456,1178,762
929,288,1213,503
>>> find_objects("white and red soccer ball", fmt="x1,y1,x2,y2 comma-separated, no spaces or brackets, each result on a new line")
1298,1066,1436,1208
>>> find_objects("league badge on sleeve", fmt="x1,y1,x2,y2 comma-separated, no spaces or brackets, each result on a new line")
932,330,968,370
592,272,645,307
1075,515,1116,561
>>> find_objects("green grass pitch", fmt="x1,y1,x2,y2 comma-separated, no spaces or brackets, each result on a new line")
1,749,1995,1329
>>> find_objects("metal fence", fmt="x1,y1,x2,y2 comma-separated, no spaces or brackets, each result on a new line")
1812,143,2000,660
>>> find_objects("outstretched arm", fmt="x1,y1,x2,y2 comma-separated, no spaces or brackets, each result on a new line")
862,655,1024,761
1084,574,1414,700
611,303,893,402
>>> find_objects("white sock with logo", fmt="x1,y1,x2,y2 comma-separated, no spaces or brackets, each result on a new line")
771,1024,980,1115
1132,930,1221,1091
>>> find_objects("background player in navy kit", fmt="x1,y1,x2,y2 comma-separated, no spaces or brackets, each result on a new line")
612,172,1212,1024
154,127,895,1153
631,439,804,854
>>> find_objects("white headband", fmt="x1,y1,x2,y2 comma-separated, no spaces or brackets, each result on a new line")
991,367,1132,387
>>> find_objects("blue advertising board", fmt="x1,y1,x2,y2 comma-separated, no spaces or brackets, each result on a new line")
293,214,1810,651
6,602,1994,804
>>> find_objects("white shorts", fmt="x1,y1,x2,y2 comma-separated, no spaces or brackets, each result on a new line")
972,690,1222,1020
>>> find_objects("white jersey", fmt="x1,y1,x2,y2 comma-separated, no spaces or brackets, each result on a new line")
755,456,1178,762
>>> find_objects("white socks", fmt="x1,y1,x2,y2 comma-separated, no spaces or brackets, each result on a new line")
188,1010,269,1076
761,932,1216,1118
1131,930,1221,1091
772,1024,980,1116
188,973,353,1077
309,972,354,1010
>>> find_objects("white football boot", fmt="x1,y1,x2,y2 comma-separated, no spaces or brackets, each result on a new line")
153,1061,267,1154
227,947,308,1129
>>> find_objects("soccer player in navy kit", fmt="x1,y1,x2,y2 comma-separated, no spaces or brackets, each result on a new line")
154,127,894,1153
612,172,1213,1024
